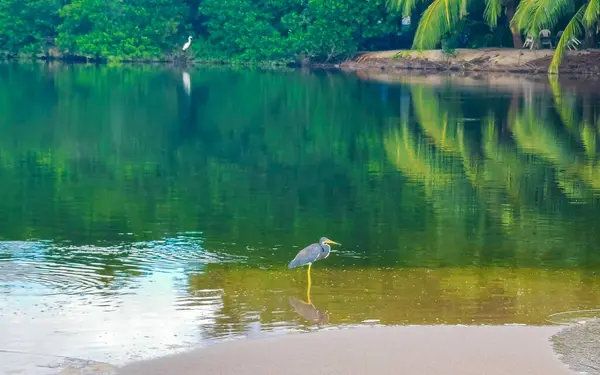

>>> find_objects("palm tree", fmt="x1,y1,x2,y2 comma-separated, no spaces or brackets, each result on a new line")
510,0,600,74
390,0,524,49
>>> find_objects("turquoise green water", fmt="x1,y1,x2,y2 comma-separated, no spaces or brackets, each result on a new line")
1,63,600,371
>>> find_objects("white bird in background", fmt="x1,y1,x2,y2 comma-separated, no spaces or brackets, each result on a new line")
182,36,192,51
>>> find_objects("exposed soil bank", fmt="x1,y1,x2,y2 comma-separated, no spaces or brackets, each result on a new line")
342,48,600,76
117,325,574,375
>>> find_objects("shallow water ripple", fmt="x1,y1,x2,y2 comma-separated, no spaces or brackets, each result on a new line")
0,236,240,368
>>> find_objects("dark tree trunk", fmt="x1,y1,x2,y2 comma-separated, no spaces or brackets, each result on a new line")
585,26,596,48
505,1,523,48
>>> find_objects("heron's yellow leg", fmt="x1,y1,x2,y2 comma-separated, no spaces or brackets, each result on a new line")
306,263,312,305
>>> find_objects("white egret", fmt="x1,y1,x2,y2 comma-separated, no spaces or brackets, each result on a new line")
182,36,192,51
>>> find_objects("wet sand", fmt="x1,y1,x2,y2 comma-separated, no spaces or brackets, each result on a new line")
117,325,574,375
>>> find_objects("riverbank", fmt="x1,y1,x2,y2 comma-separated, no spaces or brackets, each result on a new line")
341,48,600,76
0,51,300,68
117,325,575,375
5,48,599,75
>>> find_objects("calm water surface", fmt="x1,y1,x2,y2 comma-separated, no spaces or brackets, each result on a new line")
1,63,600,372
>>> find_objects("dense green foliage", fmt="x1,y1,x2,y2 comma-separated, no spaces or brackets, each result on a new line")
0,0,405,62
56,0,186,59
201,0,402,61
0,0,60,54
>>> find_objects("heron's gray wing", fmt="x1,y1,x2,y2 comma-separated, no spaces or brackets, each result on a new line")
315,245,330,261
288,243,320,269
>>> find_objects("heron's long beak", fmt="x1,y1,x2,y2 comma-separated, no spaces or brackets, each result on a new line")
325,239,341,245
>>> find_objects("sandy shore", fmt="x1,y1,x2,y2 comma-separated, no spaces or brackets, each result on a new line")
341,48,600,76
117,325,574,375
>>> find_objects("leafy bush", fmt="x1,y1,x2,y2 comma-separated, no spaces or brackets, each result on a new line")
56,0,186,59
0,0,60,55
201,0,402,63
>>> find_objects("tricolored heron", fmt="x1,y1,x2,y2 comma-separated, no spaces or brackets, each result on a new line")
288,237,341,303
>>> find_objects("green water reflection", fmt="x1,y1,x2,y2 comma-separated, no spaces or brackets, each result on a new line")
1,63,600,367
2,63,600,268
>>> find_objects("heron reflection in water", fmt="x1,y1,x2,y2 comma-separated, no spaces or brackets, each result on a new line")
288,295,329,325
287,237,340,324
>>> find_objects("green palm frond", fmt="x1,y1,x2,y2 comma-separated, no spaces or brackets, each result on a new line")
412,0,463,49
512,0,573,35
549,3,586,75
460,0,468,17
484,0,502,28
510,0,536,33
583,0,600,27
389,0,434,16
531,0,572,34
